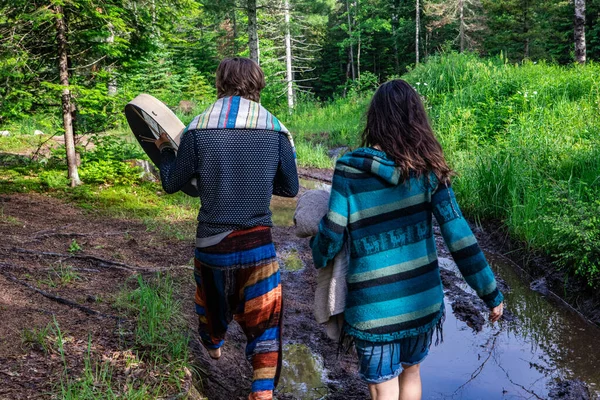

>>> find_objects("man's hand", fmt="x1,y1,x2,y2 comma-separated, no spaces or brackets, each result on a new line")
155,132,171,149
489,302,504,323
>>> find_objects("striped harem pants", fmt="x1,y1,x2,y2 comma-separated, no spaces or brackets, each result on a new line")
193,226,282,400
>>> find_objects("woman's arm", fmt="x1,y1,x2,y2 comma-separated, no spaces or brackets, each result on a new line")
157,131,198,194
310,166,349,269
431,181,504,309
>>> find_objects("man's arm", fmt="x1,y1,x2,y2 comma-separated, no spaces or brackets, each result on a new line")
158,131,198,194
273,133,299,197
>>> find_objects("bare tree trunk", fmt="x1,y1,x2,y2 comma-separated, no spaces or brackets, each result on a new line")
284,0,294,110
523,2,530,60
247,0,260,64
107,23,117,96
459,0,465,52
54,5,81,187
392,0,400,73
346,0,355,80
415,0,420,64
574,0,586,64
232,7,238,55
356,0,361,79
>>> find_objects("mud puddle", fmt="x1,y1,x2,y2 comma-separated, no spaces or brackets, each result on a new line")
425,255,600,399
269,178,600,400
279,343,329,399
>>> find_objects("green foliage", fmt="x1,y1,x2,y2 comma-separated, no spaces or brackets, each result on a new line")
57,272,192,398
543,190,600,286
68,240,82,254
402,52,600,287
116,274,189,361
21,323,53,354
41,263,81,287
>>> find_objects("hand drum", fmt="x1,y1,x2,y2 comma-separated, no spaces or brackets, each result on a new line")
124,94,199,197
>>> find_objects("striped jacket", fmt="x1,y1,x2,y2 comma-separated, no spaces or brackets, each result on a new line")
310,147,503,342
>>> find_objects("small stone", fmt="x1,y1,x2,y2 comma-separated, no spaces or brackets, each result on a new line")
86,295,97,303
0,130,9,136
34,130,44,135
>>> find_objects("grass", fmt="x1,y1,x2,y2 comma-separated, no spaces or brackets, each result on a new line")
1,52,597,287
55,273,194,399
40,263,81,288
284,52,600,287
21,323,53,354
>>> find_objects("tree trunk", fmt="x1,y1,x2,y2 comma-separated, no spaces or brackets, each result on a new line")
232,7,238,55
392,0,400,73
356,0,361,79
459,0,465,52
415,0,420,64
107,23,117,96
346,0,355,80
284,0,294,110
54,5,81,187
247,0,260,64
574,0,586,64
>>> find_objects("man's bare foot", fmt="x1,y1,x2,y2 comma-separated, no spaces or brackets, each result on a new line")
207,347,221,360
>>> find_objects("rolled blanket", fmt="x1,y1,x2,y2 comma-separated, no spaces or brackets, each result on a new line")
294,189,349,341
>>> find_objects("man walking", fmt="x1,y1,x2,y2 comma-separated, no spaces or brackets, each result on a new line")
156,57,299,400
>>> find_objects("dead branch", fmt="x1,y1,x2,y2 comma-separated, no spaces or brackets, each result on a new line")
0,264,121,320
8,247,139,272
452,332,500,394
33,230,137,240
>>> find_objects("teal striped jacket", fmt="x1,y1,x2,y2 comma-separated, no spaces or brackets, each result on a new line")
311,147,503,342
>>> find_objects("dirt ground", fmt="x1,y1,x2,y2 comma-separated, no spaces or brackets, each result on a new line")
0,189,367,400
2,168,596,400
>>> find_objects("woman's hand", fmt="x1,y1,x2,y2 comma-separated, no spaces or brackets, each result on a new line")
489,302,504,323
155,132,171,149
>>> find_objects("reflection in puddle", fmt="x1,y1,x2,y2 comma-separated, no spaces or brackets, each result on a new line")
425,255,600,399
299,178,331,191
279,344,328,399
270,196,297,227
270,179,331,227
279,247,304,271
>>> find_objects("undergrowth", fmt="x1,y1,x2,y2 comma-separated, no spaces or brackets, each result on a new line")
55,273,193,399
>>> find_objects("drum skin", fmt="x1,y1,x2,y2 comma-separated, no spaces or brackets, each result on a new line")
124,94,199,197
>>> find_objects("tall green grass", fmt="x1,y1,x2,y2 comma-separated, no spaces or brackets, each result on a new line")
288,52,600,287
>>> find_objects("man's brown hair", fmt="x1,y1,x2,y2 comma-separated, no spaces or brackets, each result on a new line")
215,57,266,102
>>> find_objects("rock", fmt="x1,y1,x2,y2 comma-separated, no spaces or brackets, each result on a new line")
124,159,159,182
530,277,549,296
328,146,350,160
34,130,44,135
0,130,9,137
548,379,591,400
178,100,194,114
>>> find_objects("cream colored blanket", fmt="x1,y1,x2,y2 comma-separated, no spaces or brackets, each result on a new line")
294,189,349,341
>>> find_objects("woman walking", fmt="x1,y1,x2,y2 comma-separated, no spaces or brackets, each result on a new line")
310,79,503,400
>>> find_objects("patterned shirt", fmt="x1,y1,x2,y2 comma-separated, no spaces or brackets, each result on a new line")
311,147,503,342
160,128,299,238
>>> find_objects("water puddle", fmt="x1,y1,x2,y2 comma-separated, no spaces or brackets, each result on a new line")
270,196,297,227
270,179,331,227
279,343,329,399
299,178,331,191
425,255,600,399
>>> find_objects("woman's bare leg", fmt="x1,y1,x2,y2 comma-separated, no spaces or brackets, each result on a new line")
398,364,421,400
368,376,400,400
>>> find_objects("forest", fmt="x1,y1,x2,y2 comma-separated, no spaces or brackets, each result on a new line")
1,1,600,399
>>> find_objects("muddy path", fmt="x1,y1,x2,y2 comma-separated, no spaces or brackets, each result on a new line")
2,174,600,399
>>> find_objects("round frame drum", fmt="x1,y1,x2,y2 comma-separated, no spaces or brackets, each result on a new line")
124,94,199,197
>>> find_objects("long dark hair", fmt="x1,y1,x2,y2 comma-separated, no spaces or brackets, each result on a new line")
362,79,453,184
